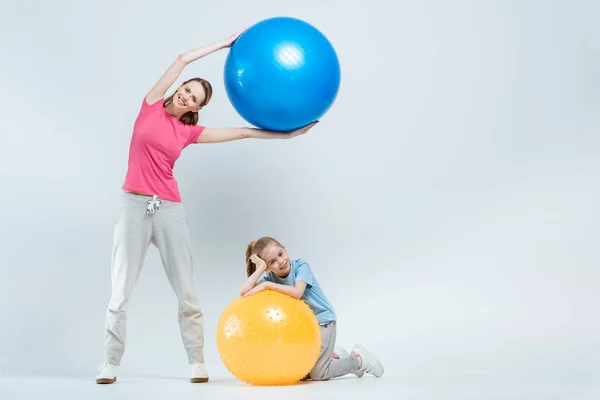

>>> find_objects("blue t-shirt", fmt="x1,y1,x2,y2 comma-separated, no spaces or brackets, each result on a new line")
258,258,336,325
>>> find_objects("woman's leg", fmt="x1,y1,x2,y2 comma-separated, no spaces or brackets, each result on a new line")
104,195,153,366
152,202,205,367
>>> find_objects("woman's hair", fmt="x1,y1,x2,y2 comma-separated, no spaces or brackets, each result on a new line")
163,77,213,125
246,236,284,277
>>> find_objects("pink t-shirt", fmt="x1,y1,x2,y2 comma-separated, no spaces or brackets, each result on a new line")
122,96,204,202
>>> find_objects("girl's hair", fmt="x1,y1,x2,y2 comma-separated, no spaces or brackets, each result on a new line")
246,237,284,277
163,77,213,125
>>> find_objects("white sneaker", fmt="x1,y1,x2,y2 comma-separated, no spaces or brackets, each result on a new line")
351,344,384,377
190,362,209,383
96,362,117,384
333,345,364,377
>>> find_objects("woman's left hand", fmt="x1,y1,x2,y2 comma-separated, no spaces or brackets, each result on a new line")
242,282,271,297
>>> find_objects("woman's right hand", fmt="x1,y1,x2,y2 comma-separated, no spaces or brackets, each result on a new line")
222,28,247,47
250,254,267,271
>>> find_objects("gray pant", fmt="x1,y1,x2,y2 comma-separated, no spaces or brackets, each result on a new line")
103,193,204,365
309,321,360,381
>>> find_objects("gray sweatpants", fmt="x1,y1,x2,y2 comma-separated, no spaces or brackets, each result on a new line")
309,321,360,381
103,193,204,366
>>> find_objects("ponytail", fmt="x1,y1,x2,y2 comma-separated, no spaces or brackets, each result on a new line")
179,111,199,125
245,240,257,277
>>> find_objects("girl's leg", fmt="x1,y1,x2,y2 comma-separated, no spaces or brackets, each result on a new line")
309,321,361,381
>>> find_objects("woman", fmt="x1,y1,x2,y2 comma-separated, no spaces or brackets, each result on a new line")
96,28,317,385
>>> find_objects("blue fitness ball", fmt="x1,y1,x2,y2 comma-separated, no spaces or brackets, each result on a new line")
224,17,341,132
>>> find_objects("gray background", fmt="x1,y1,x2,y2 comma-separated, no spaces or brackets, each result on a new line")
1,0,598,386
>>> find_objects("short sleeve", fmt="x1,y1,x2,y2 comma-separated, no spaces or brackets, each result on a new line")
294,259,315,287
141,96,164,112
186,125,206,147
257,272,273,284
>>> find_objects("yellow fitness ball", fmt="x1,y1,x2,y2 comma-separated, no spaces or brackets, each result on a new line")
216,289,321,385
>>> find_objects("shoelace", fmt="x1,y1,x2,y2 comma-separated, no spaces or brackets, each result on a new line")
146,195,162,214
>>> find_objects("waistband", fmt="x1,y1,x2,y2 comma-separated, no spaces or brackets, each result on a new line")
122,192,182,213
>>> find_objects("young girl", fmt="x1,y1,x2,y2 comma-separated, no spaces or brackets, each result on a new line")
96,29,318,385
240,236,384,381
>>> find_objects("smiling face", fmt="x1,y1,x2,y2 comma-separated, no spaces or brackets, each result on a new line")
164,78,213,125
173,80,207,113
259,243,291,277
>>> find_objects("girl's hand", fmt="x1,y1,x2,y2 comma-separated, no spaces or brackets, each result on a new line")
286,121,319,139
242,282,271,297
223,28,247,47
250,254,267,271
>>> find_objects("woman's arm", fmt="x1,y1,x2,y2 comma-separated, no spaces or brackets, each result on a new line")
197,122,318,144
146,29,245,105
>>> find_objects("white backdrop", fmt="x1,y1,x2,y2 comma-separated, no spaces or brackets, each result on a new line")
0,0,598,383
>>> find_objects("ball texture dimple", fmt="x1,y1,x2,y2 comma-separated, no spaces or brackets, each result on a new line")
216,290,321,385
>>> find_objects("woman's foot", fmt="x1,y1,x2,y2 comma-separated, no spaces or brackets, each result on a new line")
190,362,209,383
96,362,117,384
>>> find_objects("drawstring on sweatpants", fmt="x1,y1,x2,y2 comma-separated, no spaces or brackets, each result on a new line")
146,195,162,214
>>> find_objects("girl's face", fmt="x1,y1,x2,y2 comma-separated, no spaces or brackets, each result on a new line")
259,243,290,277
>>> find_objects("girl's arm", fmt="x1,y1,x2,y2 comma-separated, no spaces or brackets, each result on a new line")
197,122,318,144
240,263,267,297
146,29,245,105
265,281,308,299
243,280,307,299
